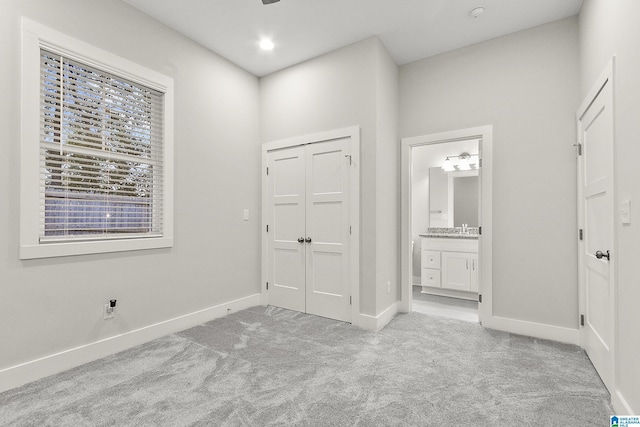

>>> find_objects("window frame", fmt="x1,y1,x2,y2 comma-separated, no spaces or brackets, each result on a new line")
20,19,174,259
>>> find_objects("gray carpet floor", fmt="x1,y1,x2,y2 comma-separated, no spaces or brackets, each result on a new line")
0,306,613,426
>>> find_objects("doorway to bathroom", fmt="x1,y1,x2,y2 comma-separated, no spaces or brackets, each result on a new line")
400,126,493,324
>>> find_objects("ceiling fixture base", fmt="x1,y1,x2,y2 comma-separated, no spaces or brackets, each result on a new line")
470,7,485,18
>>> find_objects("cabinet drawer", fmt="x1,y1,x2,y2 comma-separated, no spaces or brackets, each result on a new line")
422,250,440,269
421,268,441,287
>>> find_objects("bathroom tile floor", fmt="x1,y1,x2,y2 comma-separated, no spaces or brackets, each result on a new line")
412,285,479,322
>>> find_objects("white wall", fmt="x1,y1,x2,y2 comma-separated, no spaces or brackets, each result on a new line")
579,0,640,414
260,37,399,318
0,0,261,386
374,41,400,313
411,152,430,281
400,17,581,329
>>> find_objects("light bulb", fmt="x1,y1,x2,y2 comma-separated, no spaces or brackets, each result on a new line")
442,158,455,172
471,155,479,169
259,39,275,51
458,156,471,170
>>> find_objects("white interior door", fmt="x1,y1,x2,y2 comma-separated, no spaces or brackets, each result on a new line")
266,146,306,313
578,78,614,393
266,138,351,322
305,139,351,322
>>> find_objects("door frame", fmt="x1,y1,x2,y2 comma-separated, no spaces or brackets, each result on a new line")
261,126,361,323
400,125,493,324
576,58,617,395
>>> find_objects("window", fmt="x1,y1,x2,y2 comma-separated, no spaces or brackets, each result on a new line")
40,51,163,239
21,20,174,259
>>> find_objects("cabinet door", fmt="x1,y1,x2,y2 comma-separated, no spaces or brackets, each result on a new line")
441,251,471,291
470,254,479,292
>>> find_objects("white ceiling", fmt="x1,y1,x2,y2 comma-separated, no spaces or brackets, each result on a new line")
124,0,583,77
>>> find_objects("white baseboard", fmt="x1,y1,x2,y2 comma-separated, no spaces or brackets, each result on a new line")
612,388,636,415
355,301,399,331
482,315,580,345
0,293,261,394
419,286,478,301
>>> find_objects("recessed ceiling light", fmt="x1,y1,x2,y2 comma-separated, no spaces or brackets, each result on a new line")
470,7,485,18
259,39,275,51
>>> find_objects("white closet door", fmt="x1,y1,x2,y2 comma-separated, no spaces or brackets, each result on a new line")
266,146,306,313
266,138,351,323
305,139,351,322
579,79,614,393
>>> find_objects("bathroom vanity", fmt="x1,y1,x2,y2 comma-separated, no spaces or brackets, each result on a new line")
419,230,478,300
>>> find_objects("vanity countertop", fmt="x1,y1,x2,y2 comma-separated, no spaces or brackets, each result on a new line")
420,227,479,240
420,233,478,240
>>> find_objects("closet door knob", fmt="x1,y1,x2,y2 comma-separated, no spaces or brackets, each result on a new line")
297,237,304,243
305,237,312,243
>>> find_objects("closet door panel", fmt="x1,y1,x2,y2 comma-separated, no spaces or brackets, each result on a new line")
266,146,306,313
305,139,351,322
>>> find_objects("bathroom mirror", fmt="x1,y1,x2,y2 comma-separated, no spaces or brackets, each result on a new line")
429,167,479,227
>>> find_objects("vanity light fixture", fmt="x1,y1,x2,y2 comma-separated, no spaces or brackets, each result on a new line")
441,152,478,171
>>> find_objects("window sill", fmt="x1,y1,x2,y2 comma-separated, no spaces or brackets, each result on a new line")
20,236,173,260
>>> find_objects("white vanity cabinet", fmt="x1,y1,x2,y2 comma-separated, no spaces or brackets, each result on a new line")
441,251,474,291
470,253,479,292
421,237,478,296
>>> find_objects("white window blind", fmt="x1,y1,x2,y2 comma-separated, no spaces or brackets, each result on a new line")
39,49,165,242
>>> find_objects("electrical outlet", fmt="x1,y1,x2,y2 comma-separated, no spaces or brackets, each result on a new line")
103,304,115,320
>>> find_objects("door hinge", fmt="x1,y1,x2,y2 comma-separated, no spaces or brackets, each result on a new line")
574,143,582,156
349,296,352,305
349,226,352,235
478,226,482,235
478,294,482,303
266,224,269,232
266,282,269,290
266,167,269,175
479,158,482,168
579,229,584,241
580,314,584,326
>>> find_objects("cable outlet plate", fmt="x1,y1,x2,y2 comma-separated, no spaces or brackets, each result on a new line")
103,304,115,319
